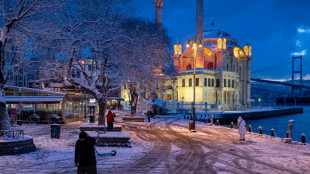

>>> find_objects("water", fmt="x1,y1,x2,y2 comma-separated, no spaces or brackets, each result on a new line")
245,106,310,142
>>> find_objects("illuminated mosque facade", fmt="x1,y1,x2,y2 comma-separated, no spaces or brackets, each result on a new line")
122,0,252,110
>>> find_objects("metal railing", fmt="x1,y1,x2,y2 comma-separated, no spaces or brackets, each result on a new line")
0,130,24,140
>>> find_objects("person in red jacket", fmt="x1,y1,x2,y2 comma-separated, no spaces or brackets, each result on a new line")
106,109,116,131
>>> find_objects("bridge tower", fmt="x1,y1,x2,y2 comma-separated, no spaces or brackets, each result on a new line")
292,56,303,96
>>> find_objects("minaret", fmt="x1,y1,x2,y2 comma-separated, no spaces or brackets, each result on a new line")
196,0,204,68
154,0,164,27
196,0,203,42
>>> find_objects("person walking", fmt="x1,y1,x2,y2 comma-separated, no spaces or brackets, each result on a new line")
238,116,246,141
75,131,97,174
106,109,116,131
146,110,152,122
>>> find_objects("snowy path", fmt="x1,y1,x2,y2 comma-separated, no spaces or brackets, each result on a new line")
1,117,310,174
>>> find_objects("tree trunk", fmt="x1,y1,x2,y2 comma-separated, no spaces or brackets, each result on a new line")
0,90,10,130
97,98,106,126
130,89,138,115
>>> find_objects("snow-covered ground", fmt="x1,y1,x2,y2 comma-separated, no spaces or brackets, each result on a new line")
1,111,310,173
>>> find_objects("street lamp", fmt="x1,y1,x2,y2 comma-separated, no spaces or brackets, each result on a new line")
258,98,262,109
186,41,202,132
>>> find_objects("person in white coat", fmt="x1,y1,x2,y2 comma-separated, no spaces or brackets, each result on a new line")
238,116,246,141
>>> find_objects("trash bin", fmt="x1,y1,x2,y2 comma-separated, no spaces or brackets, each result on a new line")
51,124,61,139
89,115,95,123
189,120,194,131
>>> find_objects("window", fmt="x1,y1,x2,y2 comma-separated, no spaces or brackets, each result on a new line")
207,62,214,70
227,64,229,71
166,94,172,100
224,79,227,87
212,79,214,87
124,85,126,89
216,79,220,87
204,78,207,86
232,80,235,88
196,78,199,86
88,65,92,71
228,79,231,87
189,78,192,87
76,69,81,78
208,78,211,86
71,69,76,78
182,79,185,87
186,64,192,70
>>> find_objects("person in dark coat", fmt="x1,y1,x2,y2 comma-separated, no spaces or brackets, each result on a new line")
106,110,116,131
146,110,152,122
75,131,97,174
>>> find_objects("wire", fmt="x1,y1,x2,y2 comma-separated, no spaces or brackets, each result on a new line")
251,58,291,73
252,60,291,74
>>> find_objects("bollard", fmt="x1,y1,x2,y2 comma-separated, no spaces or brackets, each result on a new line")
216,119,220,126
286,130,290,138
259,126,262,135
301,133,306,144
230,121,234,129
271,128,275,137
248,125,252,132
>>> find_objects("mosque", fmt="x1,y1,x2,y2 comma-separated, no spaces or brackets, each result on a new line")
122,0,252,111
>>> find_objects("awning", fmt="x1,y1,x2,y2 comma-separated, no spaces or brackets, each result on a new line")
5,96,64,104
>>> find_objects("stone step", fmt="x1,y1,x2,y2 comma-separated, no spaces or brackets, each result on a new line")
80,124,122,132
86,131,131,148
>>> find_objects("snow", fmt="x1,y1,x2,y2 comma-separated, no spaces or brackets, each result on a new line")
1,112,310,173
0,137,32,143
86,131,131,138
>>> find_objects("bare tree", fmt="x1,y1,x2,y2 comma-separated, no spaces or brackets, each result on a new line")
0,0,62,130
120,19,171,115
41,1,171,125
40,0,134,126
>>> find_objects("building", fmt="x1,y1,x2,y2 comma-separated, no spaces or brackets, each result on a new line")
122,0,252,111
172,0,252,110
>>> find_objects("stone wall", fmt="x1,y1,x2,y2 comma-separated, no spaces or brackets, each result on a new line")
0,138,36,156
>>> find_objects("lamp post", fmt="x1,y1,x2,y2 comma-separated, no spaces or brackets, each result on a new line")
186,41,202,132
258,98,262,109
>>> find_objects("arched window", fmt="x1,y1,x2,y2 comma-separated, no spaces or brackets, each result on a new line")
186,64,192,70
189,78,192,87
207,62,214,70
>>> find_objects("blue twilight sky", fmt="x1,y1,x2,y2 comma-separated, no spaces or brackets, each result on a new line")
132,0,310,80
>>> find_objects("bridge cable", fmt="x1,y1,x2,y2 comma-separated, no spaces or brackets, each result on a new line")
251,59,291,74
